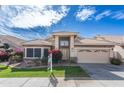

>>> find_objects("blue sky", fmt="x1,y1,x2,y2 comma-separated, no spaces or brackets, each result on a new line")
0,5,124,40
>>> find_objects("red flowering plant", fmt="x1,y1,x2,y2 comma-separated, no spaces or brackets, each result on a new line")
49,49,63,63
0,50,9,62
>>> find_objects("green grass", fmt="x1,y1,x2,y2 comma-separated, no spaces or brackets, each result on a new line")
0,65,89,78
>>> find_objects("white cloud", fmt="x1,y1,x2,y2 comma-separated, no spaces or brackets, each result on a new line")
76,6,96,21
95,10,111,20
0,5,69,40
1,5,69,28
112,11,124,20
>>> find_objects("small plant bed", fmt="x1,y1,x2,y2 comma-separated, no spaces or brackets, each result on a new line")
14,60,78,68
0,65,89,78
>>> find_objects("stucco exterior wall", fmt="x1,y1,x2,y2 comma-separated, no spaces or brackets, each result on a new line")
70,35,75,57
55,36,59,49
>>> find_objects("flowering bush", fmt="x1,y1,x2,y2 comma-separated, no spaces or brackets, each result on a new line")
49,49,63,63
0,50,9,62
13,48,23,56
11,48,23,62
14,48,23,57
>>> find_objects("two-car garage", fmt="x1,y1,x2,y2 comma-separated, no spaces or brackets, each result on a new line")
75,38,114,63
77,49,110,63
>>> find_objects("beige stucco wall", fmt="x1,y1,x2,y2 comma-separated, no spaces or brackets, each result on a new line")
54,36,59,49
70,35,75,57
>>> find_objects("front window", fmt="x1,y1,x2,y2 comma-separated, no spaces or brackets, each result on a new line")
27,48,33,57
34,48,41,57
59,37,70,47
60,41,69,46
26,48,48,58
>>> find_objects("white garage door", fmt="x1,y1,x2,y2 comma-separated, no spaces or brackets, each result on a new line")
77,49,110,63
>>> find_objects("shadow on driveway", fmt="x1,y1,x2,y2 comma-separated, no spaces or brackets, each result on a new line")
64,66,91,80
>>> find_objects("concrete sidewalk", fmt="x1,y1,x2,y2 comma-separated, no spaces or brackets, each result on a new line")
0,78,124,87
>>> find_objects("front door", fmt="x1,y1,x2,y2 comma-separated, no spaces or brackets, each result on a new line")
60,48,70,60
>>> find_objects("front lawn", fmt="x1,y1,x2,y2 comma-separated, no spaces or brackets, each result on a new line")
0,65,89,78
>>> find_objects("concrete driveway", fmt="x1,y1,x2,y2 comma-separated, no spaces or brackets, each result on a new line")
79,63,124,87
79,63,124,80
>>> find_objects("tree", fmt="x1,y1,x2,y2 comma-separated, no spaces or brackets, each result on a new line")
3,43,10,49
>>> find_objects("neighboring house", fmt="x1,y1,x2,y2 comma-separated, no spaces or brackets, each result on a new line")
95,35,124,62
22,31,118,63
0,35,26,50
95,35,124,46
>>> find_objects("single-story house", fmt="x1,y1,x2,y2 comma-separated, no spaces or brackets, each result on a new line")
22,31,124,63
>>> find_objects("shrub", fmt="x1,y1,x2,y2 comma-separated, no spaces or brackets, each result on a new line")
10,48,23,62
70,57,77,63
14,55,23,62
3,43,10,49
14,48,23,57
33,58,42,66
70,59,75,63
0,50,9,62
41,56,48,65
49,49,63,63
110,58,122,65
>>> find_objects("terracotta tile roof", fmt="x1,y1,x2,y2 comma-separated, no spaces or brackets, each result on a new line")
75,38,115,45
